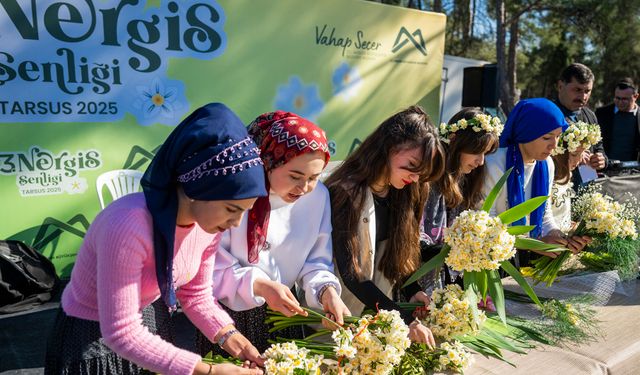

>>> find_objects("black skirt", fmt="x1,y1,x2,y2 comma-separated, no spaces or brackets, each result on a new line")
195,303,304,357
44,299,175,375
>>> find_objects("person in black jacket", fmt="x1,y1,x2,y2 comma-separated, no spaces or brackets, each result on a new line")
552,63,608,172
595,78,640,162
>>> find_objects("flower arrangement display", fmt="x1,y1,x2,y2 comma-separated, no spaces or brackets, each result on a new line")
572,191,637,240
332,310,411,375
531,189,639,285
262,342,325,375
444,211,516,272
436,341,474,372
438,113,504,143
263,308,411,375
551,121,602,155
405,168,567,325
425,284,486,340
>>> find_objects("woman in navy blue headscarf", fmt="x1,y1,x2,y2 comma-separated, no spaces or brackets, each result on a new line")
46,103,266,375
481,98,588,266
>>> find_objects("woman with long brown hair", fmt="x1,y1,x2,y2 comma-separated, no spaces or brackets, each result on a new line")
325,105,445,346
421,108,502,291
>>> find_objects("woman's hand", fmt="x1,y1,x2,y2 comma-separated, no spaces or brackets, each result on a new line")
409,291,431,320
206,363,263,375
253,279,307,317
319,285,351,330
566,235,592,254
216,325,264,367
537,229,570,258
408,320,436,349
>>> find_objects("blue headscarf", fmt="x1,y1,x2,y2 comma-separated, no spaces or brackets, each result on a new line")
142,103,267,311
500,98,568,238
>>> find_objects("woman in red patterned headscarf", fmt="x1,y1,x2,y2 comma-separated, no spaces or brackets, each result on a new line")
196,111,350,355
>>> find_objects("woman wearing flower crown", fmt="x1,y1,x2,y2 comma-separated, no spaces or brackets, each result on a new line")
421,107,502,291
550,121,602,233
196,111,351,356
325,105,445,346
45,103,265,375
481,98,589,267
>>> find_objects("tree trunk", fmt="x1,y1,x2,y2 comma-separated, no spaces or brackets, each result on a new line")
506,17,520,112
496,0,509,114
433,0,442,12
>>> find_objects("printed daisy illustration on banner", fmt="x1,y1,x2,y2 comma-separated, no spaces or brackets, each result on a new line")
131,77,188,126
332,62,363,101
273,76,324,121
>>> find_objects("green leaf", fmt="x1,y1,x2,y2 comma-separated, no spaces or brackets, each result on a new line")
507,225,537,235
500,260,541,306
514,237,568,252
482,167,513,212
402,244,450,287
463,273,481,325
487,269,506,325
477,270,488,300
497,196,548,225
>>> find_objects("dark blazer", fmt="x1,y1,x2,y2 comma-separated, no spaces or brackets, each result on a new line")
595,103,640,161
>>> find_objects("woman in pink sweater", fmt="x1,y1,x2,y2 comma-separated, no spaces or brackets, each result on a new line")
45,103,266,375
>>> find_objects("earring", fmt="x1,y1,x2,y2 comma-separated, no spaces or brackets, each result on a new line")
189,198,195,202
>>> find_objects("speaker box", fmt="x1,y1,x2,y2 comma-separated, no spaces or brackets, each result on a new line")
462,64,499,108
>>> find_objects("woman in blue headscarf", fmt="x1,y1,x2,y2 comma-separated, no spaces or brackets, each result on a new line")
481,98,589,266
45,103,265,375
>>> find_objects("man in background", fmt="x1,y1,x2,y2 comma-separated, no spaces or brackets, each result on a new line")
553,63,608,171
596,78,640,162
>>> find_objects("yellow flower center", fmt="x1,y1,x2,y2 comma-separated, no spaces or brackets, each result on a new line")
152,94,165,106
294,95,305,109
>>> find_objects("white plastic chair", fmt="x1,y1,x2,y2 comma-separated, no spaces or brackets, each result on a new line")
96,169,144,209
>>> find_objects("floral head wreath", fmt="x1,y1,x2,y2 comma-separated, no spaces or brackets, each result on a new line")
552,121,602,155
438,113,504,143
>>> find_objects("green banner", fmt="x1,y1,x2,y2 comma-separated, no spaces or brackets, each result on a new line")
0,0,445,277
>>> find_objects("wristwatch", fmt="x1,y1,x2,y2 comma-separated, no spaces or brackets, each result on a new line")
217,328,239,348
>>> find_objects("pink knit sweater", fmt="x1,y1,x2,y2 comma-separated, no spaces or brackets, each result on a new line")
62,193,233,375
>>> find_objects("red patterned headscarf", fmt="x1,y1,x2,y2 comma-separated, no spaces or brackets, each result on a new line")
246,111,330,263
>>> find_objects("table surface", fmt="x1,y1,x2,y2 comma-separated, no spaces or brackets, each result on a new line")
463,278,640,375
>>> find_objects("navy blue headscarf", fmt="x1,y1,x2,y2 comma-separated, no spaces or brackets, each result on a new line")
500,98,568,238
142,103,267,311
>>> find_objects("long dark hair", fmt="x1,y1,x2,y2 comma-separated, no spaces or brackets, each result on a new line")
439,108,500,210
326,106,445,285
552,152,571,184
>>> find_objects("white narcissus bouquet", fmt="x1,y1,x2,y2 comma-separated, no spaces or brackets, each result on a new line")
264,308,411,375
444,210,516,271
425,284,486,340
405,168,565,325
531,189,639,286
552,121,602,155
572,192,638,240
436,341,474,372
263,342,324,375
336,310,411,375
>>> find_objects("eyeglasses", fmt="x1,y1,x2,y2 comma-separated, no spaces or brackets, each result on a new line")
614,96,633,102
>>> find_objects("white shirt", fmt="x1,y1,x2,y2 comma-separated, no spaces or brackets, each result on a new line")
550,180,575,233
212,181,341,311
482,148,559,237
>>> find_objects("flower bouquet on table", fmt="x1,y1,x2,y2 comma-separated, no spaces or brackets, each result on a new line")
531,187,639,285
264,307,411,375
574,189,639,281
